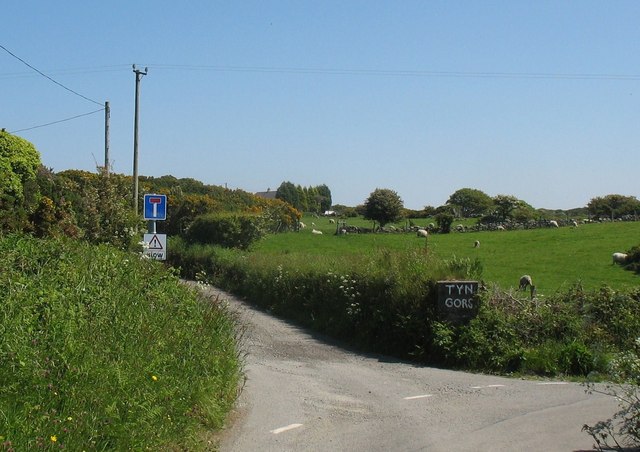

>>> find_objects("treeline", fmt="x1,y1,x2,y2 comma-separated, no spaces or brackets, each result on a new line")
275,181,332,214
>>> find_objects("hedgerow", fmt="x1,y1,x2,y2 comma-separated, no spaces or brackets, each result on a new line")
169,239,640,378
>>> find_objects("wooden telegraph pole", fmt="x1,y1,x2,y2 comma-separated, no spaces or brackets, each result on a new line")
132,65,148,213
104,101,110,176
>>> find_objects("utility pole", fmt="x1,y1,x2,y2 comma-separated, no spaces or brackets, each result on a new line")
132,65,148,214
104,101,110,176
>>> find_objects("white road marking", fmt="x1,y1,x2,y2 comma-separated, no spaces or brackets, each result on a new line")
471,384,506,389
270,423,303,434
403,394,433,400
536,382,568,385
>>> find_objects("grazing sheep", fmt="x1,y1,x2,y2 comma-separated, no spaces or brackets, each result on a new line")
497,225,505,231
299,222,306,229
417,229,428,238
612,252,627,265
549,220,559,228
519,274,533,291
312,229,323,235
455,224,465,232
571,219,579,227
474,240,480,248
329,219,335,224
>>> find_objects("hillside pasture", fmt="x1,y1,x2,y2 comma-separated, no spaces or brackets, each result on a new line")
256,216,640,293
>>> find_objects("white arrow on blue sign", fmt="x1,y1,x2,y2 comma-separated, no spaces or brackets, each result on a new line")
143,194,167,220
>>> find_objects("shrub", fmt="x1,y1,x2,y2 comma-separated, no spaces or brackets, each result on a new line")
624,244,640,274
186,212,264,250
583,338,640,451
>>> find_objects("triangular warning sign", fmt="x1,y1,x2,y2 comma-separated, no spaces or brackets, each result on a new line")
148,235,164,250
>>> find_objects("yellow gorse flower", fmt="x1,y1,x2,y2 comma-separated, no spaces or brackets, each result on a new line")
151,375,158,381
50,435,57,442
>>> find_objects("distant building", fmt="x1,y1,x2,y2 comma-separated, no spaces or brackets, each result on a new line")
255,188,277,200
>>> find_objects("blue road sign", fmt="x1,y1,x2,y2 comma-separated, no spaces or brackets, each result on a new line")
144,194,167,220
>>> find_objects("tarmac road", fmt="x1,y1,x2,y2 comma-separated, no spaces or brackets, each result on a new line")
193,284,619,452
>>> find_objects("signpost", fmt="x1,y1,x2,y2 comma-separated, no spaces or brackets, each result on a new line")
143,194,167,221
143,233,167,260
437,281,480,322
142,194,168,260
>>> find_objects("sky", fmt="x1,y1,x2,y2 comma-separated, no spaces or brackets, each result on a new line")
2,1,639,210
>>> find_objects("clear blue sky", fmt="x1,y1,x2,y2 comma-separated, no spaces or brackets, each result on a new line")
2,1,639,210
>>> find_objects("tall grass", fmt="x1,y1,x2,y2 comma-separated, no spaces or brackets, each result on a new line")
0,234,241,450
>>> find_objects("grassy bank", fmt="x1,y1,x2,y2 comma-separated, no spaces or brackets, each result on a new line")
0,234,241,450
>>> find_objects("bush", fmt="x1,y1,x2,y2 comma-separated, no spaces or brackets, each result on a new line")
583,338,640,451
186,212,264,249
624,244,640,274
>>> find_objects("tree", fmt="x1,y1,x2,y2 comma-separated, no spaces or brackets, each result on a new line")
588,194,640,220
316,184,332,212
435,211,454,233
276,181,300,210
446,188,493,218
492,194,522,222
0,131,42,231
363,188,404,228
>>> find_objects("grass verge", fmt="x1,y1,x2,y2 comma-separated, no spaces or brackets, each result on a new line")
0,234,241,451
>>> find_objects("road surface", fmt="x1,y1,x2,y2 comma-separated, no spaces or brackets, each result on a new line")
193,284,618,452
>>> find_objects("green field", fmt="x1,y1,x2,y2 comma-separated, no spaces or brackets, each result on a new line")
255,216,640,294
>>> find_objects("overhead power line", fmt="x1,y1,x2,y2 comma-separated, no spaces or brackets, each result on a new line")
143,63,640,81
10,108,105,133
0,64,130,80
0,44,104,106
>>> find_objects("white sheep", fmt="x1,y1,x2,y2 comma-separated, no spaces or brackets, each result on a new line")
571,219,579,227
299,222,306,229
329,219,335,224
311,229,323,235
416,229,428,238
549,220,559,228
612,252,627,265
497,225,505,231
519,274,533,290
474,240,480,248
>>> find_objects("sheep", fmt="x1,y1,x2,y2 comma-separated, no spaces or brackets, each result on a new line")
549,220,559,228
519,274,533,291
329,219,335,224
416,228,428,238
497,225,505,231
311,229,323,235
612,252,627,265
519,274,536,299
571,219,579,227
299,221,306,229
474,240,480,248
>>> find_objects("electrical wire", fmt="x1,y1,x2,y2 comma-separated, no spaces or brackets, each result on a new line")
0,44,104,106
9,108,105,133
142,63,640,81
